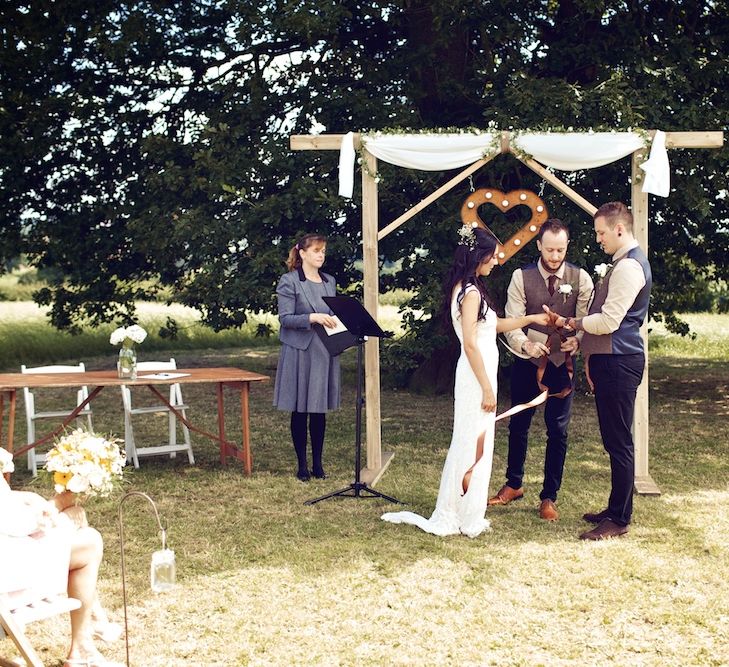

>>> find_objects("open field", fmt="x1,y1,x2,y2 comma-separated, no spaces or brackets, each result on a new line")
1,306,727,666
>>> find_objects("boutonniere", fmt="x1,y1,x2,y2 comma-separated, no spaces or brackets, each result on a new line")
594,263,613,287
557,283,574,303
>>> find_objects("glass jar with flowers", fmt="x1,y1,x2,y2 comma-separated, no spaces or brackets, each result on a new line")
110,324,147,380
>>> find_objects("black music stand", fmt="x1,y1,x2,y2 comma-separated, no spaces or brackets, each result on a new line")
305,295,402,506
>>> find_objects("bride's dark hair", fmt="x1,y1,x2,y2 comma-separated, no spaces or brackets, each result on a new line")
442,227,498,325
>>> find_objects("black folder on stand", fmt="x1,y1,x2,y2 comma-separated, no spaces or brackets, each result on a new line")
313,322,357,356
304,294,400,506
313,295,391,356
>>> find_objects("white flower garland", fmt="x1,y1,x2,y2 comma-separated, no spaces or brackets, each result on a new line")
353,124,652,187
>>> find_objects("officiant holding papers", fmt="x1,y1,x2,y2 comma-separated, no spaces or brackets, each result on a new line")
273,233,342,482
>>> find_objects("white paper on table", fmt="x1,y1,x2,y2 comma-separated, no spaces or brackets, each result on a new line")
137,372,190,380
323,316,349,336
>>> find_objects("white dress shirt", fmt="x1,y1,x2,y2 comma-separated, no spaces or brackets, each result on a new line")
581,241,647,335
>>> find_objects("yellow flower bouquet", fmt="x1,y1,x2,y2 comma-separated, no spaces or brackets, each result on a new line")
45,428,126,498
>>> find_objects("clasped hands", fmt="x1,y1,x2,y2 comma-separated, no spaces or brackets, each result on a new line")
522,306,580,359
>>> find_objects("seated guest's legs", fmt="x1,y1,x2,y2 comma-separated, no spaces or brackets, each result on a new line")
67,526,102,658
65,527,122,666
56,495,123,643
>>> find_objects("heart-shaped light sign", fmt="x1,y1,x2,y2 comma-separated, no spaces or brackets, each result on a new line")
460,188,549,264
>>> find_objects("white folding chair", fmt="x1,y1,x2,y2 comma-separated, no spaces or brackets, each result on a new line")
1,524,79,667
20,364,94,477
0,594,81,667
120,358,195,468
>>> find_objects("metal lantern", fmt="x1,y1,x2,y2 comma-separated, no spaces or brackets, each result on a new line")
118,491,175,667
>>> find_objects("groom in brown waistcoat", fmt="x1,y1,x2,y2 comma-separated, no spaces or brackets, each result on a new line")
489,219,593,521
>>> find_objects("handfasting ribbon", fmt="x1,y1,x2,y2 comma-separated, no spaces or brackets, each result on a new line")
462,387,549,494
497,334,530,360
462,316,574,494
537,310,575,400
495,388,549,423
494,334,552,421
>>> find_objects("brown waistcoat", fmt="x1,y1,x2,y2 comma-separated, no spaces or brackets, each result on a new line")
521,263,581,367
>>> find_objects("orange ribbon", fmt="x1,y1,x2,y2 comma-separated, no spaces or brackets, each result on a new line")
462,311,574,494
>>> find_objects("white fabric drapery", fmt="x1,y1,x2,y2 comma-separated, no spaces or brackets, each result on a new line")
337,130,670,198
639,130,670,197
337,131,357,197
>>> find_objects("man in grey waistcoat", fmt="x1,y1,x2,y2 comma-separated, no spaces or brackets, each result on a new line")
555,202,652,540
489,219,593,521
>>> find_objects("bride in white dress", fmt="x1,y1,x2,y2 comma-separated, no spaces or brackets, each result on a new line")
382,226,550,538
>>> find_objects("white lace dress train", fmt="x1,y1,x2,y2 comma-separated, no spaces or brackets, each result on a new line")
382,286,497,538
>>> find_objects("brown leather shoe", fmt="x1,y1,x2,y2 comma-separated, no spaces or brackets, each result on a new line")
488,484,524,506
582,509,610,524
538,499,559,521
579,518,628,540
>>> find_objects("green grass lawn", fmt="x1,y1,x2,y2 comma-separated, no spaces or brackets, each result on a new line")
1,306,728,666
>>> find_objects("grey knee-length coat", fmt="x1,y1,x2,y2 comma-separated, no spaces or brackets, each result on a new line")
273,268,341,413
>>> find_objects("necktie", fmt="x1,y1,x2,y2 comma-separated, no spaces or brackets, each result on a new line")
548,274,557,296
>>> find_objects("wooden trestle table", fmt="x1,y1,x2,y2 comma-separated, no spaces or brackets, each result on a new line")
0,367,268,478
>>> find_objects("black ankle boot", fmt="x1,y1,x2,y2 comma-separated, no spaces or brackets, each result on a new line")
296,469,311,482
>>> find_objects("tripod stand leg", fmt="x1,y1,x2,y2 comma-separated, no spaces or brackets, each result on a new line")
304,339,403,506
358,484,402,504
304,482,403,506
304,485,357,505
305,482,403,505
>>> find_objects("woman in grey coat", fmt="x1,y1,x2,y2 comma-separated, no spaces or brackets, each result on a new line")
273,233,341,481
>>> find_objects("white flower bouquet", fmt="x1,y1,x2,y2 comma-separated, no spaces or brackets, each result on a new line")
0,447,14,474
45,428,126,498
110,324,147,348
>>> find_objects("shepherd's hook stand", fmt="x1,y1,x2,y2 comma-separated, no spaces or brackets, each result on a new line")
118,491,169,667
305,337,402,506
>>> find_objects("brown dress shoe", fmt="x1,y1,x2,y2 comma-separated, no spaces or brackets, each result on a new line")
579,518,628,540
488,484,524,506
582,509,610,524
538,499,559,521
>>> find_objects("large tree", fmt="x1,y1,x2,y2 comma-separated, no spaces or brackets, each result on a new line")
1,1,727,380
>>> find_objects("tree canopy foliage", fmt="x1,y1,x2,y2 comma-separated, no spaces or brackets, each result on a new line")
1,1,727,381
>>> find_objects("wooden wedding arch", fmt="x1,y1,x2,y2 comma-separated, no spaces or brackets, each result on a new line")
290,130,723,494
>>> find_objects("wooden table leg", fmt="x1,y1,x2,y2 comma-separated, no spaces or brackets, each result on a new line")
240,382,251,475
217,382,226,465
2,390,16,483
0,391,5,452
1,391,5,483
7,390,16,454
